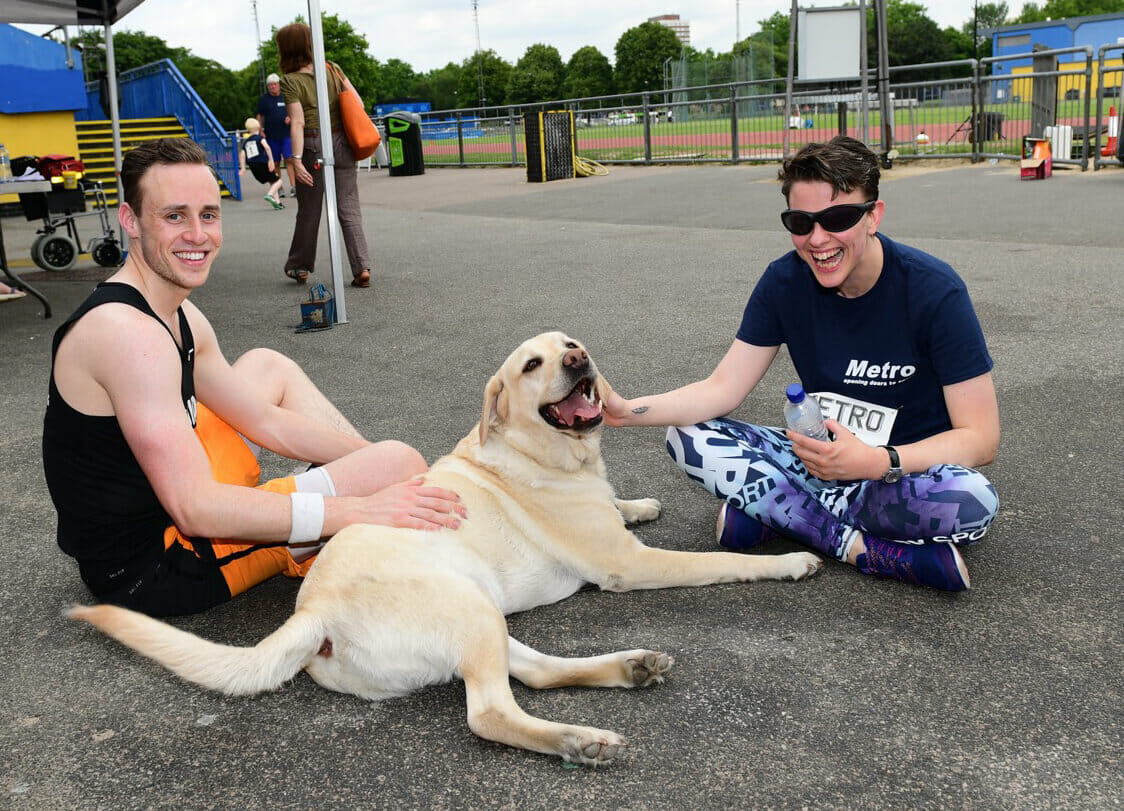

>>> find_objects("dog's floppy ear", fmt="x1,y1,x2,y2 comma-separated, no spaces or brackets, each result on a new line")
479,374,507,445
594,372,615,407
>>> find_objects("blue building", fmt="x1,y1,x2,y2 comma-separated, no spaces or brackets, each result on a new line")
0,24,86,205
987,12,1124,101
373,100,431,118
991,12,1124,62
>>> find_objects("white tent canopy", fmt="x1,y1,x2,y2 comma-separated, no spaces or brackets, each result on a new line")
0,0,349,322
0,0,147,25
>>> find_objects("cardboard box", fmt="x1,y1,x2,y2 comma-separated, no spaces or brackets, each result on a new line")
1020,136,1052,180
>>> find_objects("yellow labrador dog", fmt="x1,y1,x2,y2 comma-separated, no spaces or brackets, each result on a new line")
69,332,821,766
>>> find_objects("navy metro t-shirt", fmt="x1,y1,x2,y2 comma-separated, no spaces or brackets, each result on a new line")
736,234,993,446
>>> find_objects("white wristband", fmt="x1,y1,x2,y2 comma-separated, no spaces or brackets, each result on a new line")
288,492,325,544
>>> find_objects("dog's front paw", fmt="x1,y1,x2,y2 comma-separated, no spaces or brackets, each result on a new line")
561,728,626,766
627,650,674,687
616,497,662,524
784,552,824,580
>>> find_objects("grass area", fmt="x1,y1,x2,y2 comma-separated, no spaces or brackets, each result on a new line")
423,98,1119,164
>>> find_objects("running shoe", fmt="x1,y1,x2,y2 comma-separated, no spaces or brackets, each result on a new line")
856,536,970,591
716,502,776,550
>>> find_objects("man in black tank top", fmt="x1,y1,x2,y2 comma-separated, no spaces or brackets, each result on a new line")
43,139,465,617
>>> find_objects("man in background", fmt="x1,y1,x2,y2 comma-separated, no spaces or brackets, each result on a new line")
257,73,296,197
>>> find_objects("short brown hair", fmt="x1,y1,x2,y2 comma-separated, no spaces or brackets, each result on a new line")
120,138,210,214
276,23,313,75
778,135,880,203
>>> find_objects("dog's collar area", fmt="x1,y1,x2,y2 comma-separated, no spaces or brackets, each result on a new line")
540,377,602,431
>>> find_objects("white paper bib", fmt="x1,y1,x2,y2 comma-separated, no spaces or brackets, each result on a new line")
811,391,899,446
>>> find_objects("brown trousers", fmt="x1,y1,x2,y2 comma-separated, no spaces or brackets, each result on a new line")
284,129,371,279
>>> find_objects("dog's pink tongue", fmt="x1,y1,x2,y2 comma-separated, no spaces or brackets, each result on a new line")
556,388,600,425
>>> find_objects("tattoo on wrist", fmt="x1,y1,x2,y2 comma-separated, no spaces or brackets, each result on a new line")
631,406,650,415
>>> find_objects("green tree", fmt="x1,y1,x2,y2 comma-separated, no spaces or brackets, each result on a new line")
178,55,245,130
506,43,565,104
409,62,462,111
614,21,682,94
74,29,248,129
1014,0,1124,22
457,49,512,108
562,46,614,98
74,28,180,77
733,29,780,81
943,25,978,62
754,12,791,78
879,1,953,68
955,2,1008,59
374,58,418,103
256,13,378,108
692,48,737,86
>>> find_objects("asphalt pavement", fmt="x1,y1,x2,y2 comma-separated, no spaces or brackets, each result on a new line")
1,158,1121,809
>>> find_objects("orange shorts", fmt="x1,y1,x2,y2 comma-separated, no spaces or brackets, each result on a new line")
162,403,317,600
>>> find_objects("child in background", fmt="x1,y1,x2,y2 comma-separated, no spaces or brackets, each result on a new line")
242,118,284,210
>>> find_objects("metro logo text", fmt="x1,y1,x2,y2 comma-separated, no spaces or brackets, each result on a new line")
844,359,916,382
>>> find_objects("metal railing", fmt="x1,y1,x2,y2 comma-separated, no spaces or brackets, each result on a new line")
81,52,1124,181
979,46,1094,168
411,50,1124,173
81,59,241,199
1094,44,1124,170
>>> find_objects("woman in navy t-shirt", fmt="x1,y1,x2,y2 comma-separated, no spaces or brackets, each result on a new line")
603,136,999,592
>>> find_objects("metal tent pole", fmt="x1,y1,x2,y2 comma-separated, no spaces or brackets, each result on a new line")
306,0,348,323
103,1,125,251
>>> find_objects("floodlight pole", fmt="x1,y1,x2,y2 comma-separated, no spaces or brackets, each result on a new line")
307,0,348,323
473,0,486,107
875,0,893,165
251,0,266,91
859,0,869,143
784,0,797,158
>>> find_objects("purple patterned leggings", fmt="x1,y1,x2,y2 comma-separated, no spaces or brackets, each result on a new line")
666,418,999,560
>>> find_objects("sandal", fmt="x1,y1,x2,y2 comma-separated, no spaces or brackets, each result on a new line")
0,283,27,302
351,269,371,288
285,268,310,284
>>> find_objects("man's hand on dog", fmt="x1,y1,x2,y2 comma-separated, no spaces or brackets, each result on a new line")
355,478,467,531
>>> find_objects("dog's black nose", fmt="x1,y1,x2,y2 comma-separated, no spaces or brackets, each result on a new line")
563,348,588,369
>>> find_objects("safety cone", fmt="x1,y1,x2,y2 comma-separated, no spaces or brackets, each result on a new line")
1101,105,1119,157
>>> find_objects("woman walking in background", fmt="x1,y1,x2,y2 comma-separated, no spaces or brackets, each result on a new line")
276,22,372,288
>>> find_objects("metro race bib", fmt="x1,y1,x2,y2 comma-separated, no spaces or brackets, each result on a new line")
811,391,898,447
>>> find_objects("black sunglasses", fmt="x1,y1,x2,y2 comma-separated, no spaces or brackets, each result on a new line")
780,201,876,236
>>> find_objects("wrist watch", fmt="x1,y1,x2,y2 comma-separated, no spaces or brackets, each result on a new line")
880,445,903,483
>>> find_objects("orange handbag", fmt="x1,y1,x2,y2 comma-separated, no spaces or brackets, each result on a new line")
327,62,380,160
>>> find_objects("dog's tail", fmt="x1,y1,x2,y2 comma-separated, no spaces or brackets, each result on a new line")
67,604,324,696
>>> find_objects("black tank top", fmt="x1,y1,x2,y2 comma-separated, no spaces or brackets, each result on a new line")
42,283,197,592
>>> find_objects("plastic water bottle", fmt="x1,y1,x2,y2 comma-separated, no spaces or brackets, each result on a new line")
0,144,12,182
784,383,830,441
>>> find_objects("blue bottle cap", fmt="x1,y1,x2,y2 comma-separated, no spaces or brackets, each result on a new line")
785,383,806,403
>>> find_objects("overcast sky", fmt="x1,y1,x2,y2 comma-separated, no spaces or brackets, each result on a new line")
17,1,990,74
